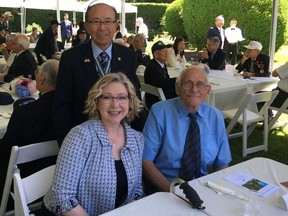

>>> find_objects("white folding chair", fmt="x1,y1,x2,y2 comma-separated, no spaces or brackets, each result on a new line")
268,97,288,131
13,165,56,216
140,83,166,107
223,91,278,157
0,140,59,216
137,74,145,83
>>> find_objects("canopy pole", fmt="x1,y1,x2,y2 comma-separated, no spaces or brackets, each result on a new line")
269,0,279,70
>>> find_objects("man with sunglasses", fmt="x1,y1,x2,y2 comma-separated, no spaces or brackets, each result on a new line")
142,65,231,194
53,2,140,144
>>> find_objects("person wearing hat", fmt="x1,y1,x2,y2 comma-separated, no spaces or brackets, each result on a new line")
34,19,61,65
236,40,270,77
144,40,177,109
72,28,89,47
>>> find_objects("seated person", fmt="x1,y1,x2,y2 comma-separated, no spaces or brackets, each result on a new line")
236,41,270,77
201,37,226,70
270,62,288,108
0,33,37,82
42,73,143,215
0,34,16,74
144,41,177,109
0,59,59,210
166,37,186,68
142,65,231,194
129,33,149,67
29,27,40,43
72,28,89,47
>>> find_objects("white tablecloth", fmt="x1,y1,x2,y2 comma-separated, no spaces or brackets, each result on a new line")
102,158,288,216
167,68,279,111
0,83,39,139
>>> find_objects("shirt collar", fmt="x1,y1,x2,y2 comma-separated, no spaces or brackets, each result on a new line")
91,40,112,60
155,59,165,68
176,97,205,118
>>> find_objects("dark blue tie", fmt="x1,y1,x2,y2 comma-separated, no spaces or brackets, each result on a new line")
97,52,109,74
179,113,201,181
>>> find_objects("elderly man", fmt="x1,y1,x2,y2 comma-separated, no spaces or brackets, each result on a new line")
236,41,270,77
0,33,37,82
207,15,226,49
0,59,59,211
142,65,231,194
201,37,226,70
129,33,149,67
144,40,177,108
53,2,139,144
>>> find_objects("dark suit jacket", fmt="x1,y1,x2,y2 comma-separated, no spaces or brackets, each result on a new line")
207,26,227,50
144,59,177,108
0,91,57,203
4,49,37,82
53,41,140,143
129,45,149,67
202,48,226,70
34,26,57,59
60,20,72,40
236,53,270,77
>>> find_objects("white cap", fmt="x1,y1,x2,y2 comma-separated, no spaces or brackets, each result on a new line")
244,41,262,51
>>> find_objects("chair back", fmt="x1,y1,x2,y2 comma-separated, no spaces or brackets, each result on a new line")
140,83,166,107
0,140,59,216
268,96,288,131
137,74,144,83
13,165,55,216
223,91,278,157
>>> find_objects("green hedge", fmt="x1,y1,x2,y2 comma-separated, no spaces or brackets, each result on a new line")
182,0,288,54
162,0,186,39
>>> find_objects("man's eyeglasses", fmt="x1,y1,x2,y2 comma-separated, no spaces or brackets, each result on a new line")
180,82,209,90
99,95,130,104
88,20,116,27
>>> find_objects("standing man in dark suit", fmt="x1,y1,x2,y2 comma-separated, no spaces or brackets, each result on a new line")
53,2,140,144
201,37,226,70
207,15,226,50
0,59,59,211
34,20,61,65
236,41,270,77
60,13,73,44
0,33,37,82
144,41,177,109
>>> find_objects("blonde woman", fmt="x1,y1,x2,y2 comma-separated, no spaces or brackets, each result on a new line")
43,73,144,215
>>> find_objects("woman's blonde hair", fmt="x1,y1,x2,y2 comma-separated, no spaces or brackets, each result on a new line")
84,73,142,122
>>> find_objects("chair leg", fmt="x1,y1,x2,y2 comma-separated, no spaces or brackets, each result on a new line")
242,121,248,157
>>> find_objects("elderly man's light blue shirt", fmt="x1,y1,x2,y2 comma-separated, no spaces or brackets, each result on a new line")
142,97,232,182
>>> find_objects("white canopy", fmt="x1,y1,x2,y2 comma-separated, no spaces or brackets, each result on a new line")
0,0,137,13
0,0,137,37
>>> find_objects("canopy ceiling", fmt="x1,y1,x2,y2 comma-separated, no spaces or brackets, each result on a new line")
0,0,137,13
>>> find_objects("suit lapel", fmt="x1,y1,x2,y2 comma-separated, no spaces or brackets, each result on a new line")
80,42,99,84
111,43,123,72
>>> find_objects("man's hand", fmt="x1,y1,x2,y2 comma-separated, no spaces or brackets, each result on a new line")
240,50,249,64
201,48,209,59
